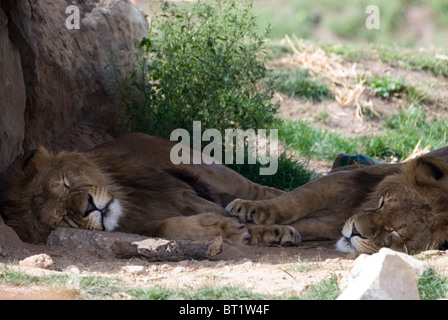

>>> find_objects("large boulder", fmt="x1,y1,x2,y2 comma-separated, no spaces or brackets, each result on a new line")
0,0,148,172
337,248,430,300
0,7,26,172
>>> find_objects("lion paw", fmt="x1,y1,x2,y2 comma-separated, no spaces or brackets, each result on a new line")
247,225,301,247
225,199,277,225
219,217,251,245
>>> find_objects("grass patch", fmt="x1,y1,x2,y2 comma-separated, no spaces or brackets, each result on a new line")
379,49,448,78
0,267,69,287
128,285,269,300
268,69,333,102
0,267,125,300
297,276,341,300
279,120,359,161
368,76,407,98
418,269,448,300
5,265,447,300
0,266,344,300
279,105,448,162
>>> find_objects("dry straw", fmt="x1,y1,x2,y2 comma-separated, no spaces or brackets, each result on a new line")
284,35,373,121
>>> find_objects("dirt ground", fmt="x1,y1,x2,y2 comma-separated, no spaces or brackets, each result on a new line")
0,218,357,300
2,220,448,300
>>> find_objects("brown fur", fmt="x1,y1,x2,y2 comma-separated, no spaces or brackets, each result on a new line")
0,133,299,246
227,147,448,254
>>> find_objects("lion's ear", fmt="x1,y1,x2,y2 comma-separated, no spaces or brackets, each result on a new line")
406,156,448,190
21,147,51,177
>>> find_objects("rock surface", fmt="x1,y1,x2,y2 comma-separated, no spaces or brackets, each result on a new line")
0,5,26,172
337,248,429,300
0,215,24,250
19,254,53,269
0,0,148,172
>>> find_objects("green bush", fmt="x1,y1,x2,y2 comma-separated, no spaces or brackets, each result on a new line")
122,0,278,138
227,152,318,191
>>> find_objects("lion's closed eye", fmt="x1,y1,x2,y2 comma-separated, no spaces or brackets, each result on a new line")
62,174,72,189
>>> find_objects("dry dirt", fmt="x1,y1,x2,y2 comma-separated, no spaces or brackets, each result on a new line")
2,226,448,300
0,220,357,300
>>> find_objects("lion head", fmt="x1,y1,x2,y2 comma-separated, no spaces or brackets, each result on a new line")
337,156,448,254
0,147,124,243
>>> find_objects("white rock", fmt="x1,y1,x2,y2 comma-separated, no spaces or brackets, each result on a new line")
377,248,431,276
337,249,422,300
19,254,53,269
121,265,145,275
66,265,80,274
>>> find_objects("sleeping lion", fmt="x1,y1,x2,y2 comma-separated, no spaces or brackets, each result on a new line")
227,146,448,254
0,133,299,247
1,132,447,254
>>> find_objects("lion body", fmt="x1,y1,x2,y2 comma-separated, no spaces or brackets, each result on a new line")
0,133,298,246
227,146,448,254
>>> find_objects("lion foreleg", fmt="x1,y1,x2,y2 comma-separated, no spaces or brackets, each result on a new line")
153,213,251,245
226,172,350,225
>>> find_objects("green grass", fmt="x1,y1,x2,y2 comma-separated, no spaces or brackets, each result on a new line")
380,49,448,78
418,269,448,300
279,120,359,161
254,0,448,49
279,104,448,162
0,266,342,300
0,267,69,287
297,276,341,300
322,42,448,78
128,285,270,300
268,69,333,102
3,265,447,300
368,76,407,98
0,267,124,299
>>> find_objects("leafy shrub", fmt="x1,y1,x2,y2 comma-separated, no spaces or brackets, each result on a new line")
121,0,278,138
227,152,318,191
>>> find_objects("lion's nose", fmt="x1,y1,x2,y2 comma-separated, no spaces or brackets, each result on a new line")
84,193,113,216
350,223,362,238
84,194,98,216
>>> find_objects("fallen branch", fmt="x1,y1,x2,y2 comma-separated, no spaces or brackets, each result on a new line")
47,227,222,262
112,237,222,262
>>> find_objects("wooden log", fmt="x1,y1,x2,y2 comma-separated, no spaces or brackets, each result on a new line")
111,237,223,261
46,227,222,261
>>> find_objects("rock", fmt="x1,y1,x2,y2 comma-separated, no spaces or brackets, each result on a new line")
65,265,80,275
19,254,53,269
0,0,148,172
337,248,423,300
379,248,431,277
122,265,145,275
0,5,26,172
46,227,148,253
0,214,23,249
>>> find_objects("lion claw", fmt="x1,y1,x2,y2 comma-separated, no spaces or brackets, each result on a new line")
226,199,276,225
